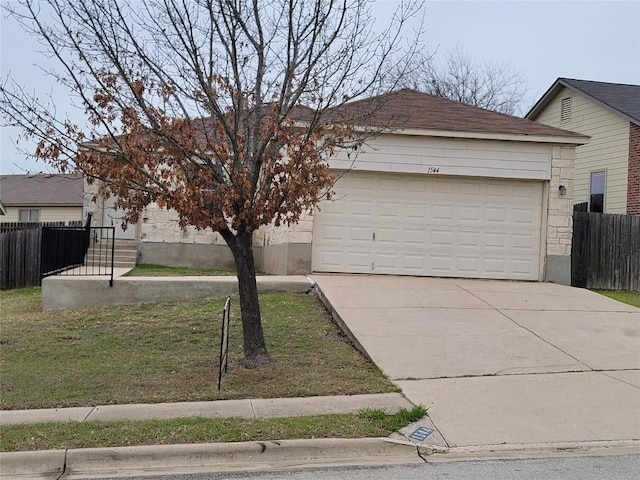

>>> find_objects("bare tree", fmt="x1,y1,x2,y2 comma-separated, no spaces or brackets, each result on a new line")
398,47,528,115
1,0,422,366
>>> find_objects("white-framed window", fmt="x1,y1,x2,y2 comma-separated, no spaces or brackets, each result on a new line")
560,97,572,122
18,209,40,222
589,171,606,213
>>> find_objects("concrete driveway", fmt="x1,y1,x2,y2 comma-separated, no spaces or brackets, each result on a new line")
312,275,640,449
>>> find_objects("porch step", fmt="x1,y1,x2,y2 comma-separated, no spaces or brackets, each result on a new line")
85,239,138,269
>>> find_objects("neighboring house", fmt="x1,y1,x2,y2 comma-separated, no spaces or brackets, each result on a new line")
137,89,588,285
526,78,640,215
0,173,84,223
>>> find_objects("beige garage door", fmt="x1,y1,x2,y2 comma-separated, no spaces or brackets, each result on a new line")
312,172,543,280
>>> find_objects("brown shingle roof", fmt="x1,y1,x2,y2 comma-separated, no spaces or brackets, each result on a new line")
0,174,84,207
326,89,587,140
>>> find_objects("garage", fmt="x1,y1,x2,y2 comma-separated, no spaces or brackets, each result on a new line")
258,90,587,284
312,171,543,280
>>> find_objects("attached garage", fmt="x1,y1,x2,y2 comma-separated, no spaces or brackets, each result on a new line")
261,89,588,284
313,172,543,280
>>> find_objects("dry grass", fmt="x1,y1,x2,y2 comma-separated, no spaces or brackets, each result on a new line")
0,288,396,410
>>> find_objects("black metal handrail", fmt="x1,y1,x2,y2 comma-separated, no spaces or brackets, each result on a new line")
41,225,116,286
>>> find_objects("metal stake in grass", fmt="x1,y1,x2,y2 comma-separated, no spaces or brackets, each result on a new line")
218,296,231,390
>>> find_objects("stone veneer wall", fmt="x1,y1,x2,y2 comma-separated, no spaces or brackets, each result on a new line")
139,202,312,274
544,145,575,285
138,204,265,270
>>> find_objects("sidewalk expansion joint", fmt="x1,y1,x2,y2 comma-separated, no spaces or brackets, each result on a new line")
392,369,607,382
596,370,640,390
249,399,257,418
82,406,98,422
55,449,68,480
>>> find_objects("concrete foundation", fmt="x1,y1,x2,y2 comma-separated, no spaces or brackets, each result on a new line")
42,275,314,311
545,255,572,286
262,243,312,275
138,242,263,271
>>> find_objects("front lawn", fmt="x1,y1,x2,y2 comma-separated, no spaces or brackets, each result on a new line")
595,290,640,308
125,263,237,276
0,288,396,410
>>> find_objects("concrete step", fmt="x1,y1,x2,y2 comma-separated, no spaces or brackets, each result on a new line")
113,252,137,260
86,261,136,269
85,240,137,269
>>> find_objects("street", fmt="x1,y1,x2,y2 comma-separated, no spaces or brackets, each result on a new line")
81,454,640,480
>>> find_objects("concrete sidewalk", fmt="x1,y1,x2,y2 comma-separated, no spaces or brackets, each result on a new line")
1,393,438,479
0,393,412,425
312,275,640,449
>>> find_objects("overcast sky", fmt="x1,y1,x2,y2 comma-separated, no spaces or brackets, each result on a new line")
1,0,639,175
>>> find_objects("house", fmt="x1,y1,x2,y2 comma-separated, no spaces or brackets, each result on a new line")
135,89,588,285
526,78,640,215
0,173,85,223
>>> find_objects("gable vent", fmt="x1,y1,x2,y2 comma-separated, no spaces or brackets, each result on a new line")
561,97,572,122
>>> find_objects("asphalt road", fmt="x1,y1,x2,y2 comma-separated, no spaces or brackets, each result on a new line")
83,454,640,480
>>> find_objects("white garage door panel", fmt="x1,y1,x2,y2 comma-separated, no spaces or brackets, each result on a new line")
312,172,543,280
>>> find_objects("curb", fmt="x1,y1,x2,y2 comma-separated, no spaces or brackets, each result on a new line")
0,438,421,479
2,438,639,479
422,439,640,462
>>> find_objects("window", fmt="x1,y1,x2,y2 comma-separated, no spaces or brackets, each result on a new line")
18,209,40,222
560,97,572,122
589,171,605,213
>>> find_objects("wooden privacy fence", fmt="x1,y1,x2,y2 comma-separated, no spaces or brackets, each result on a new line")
0,227,42,290
0,220,90,290
572,212,640,291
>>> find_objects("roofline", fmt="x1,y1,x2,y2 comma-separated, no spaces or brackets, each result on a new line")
389,127,589,145
291,120,589,145
0,200,6,215
526,78,640,125
2,202,83,207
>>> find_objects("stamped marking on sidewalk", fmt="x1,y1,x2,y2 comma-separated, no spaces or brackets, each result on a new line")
409,427,434,441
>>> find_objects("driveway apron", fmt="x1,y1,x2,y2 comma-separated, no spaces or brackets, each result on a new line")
312,275,640,448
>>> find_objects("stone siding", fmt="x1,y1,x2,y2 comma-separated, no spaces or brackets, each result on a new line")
139,204,265,247
263,210,314,246
546,146,575,257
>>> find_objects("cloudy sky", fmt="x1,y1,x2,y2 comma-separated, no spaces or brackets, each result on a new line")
1,0,639,174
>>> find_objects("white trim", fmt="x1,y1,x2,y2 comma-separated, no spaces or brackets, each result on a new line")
292,121,589,145
392,128,588,145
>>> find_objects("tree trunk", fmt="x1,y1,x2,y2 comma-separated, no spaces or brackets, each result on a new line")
228,230,272,367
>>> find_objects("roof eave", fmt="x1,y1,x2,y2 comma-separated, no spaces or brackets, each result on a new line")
293,120,589,145
2,202,83,207
381,127,590,145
